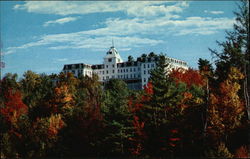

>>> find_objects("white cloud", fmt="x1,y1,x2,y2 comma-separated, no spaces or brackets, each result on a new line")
5,14,235,55
6,1,235,55
13,1,187,18
5,32,164,54
43,17,79,27
204,10,224,14
56,58,68,62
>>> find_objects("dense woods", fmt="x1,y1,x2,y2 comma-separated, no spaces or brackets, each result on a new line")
0,1,249,158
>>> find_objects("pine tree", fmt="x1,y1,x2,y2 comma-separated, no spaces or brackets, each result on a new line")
210,0,249,120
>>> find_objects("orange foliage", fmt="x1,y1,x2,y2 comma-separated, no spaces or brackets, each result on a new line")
47,114,65,138
0,89,28,125
208,67,245,139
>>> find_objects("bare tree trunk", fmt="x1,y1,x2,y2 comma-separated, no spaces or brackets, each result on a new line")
203,79,209,137
243,63,250,120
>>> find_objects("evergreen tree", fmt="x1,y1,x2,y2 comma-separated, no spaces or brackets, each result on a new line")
102,79,133,156
209,0,249,120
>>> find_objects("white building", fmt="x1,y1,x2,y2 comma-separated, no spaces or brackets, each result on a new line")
62,46,188,89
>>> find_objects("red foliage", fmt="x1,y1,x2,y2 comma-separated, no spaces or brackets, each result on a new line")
169,137,181,141
234,146,249,158
133,116,145,137
144,82,153,95
0,89,28,124
128,83,154,155
170,129,178,134
170,68,205,88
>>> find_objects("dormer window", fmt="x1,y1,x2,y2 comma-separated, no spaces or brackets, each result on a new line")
107,51,112,55
108,58,112,62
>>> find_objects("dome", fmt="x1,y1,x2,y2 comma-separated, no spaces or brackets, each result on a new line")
104,46,123,62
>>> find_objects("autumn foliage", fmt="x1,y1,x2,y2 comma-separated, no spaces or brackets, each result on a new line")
170,68,205,87
0,89,28,125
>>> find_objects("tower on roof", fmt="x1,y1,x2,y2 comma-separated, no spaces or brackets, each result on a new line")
104,43,123,63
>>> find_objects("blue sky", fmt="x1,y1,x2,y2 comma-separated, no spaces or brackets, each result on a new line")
0,1,239,78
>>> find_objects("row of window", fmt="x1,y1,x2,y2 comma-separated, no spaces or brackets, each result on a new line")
167,58,187,65
97,67,140,75
102,74,141,80
144,70,151,75
64,70,91,76
105,63,155,69
98,65,155,75
143,63,155,68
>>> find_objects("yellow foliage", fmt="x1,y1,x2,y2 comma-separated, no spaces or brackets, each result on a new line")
228,67,244,81
208,67,244,139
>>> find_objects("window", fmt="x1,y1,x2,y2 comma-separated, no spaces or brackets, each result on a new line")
106,76,109,79
148,64,150,68
118,75,120,78
138,68,140,71
112,70,115,73
144,64,146,68
112,75,115,78
148,70,150,74
108,58,112,62
106,65,108,68
126,69,128,72
130,68,132,72
134,68,136,72
130,74,132,78
118,69,120,73
112,64,114,68
151,64,155,67
144,70,146,74
144,78,146,82
103,77,105,80
106,70,109,74
103,71,105,74
121,69,123,73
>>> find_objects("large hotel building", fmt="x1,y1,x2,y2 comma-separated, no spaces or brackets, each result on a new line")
62,46,188,89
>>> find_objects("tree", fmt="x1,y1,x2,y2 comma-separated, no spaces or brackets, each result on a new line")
0,89,28,126
21,71,42,109
141,54,147,58
198,58,214,74
0,89,29,158
128,55,134,62
0,73,19,101
210,0,249,120
207,67,244,146
58,74,104,157
102,79,133,156
148,52,157,58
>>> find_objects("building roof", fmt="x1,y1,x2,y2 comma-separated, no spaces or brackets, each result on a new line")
104,46,123,62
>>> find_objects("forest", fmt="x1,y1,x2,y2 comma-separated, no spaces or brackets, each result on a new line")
0,1,249,158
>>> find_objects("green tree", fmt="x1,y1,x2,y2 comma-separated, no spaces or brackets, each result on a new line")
101,79,133,156
128,55,134,62
209,0,249,120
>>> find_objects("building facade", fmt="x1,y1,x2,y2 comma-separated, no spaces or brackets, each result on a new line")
62,46,188,89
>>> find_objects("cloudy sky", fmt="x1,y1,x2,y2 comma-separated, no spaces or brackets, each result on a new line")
1,1,239,77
